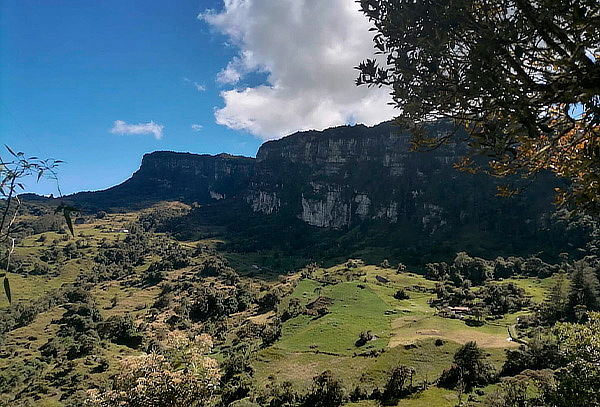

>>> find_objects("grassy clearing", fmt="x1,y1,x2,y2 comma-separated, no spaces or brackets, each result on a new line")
0,260,83,308
254,262,533,400
388,315,516,349
276,281,394,355
344,387,459,407
502,274,561,303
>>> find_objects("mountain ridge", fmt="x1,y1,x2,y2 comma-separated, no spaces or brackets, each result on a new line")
27,121,558,241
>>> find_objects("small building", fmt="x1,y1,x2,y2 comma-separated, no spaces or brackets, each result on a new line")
447,306,471,319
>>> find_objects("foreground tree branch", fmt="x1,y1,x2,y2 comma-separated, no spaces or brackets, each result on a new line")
356,0,600,214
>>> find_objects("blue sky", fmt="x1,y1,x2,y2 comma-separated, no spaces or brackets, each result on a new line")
0,0,394,196
1,0,263,195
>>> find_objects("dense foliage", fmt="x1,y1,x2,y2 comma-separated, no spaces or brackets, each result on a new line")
357,0,600,213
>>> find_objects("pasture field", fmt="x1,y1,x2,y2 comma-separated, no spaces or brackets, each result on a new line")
252,262,539,405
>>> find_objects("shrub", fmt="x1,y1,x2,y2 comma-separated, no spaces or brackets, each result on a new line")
393,289,410,300
355,331,374,347
383,365,415,400
303,370,346,407
438,341,496,391
86,332,220,407
97,315,144,349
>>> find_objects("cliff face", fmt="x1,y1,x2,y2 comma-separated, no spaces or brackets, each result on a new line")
246,121,555,234
127,151,254,201
70,151,254,209
69,121,556,238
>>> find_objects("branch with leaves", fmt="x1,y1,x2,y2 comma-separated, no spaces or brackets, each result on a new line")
0,145,76,303
356,0,600,214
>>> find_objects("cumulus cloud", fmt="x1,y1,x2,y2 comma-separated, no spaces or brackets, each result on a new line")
191,123,204,131
200,0,395,140
110,120,164,140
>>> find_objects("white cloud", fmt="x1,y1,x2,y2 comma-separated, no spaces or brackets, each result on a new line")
200,0,395,140
110,120,164,140
216,59,243,84
183,77,206,91
191,123,204,131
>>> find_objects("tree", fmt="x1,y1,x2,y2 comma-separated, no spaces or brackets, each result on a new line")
383,365,415,400
568,262,600,314
501,333,564,376
542,271,570,322
303,370,346,407
485,369,555,407
439,341,496,391
86,332,220,407
550,312,600,406
356,0,600,213
355,330,374,347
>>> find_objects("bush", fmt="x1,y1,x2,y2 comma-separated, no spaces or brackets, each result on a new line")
86,332,220,407
143,266,166,285
355,331,374,347
438,341,496,391
97,315,144,349
393,289,410,300
383,365,415,400
30,262,52,276
501,334,564,376
303,370,346,407
279,298,303,321
260,319,282,347
258,290,282,312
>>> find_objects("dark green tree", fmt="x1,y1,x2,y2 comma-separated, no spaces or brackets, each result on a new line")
356,0,600,213
383,365,415,400
439,341,496,391
542,272,570,322
568,262,600,314
303,370,346,407
550,313,600,406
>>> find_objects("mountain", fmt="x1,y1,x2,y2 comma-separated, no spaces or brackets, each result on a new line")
246,120,552,232
68,151,254,210
55,120,566,261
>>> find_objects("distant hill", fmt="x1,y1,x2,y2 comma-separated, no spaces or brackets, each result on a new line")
61,121,556,233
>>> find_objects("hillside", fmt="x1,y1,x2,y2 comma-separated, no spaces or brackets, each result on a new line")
64,121,558,231
5,121,598,407
0,205,574,406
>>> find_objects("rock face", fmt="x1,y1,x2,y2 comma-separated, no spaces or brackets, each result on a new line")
70,121,555,237
70,152,254,209
245,121,554,234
